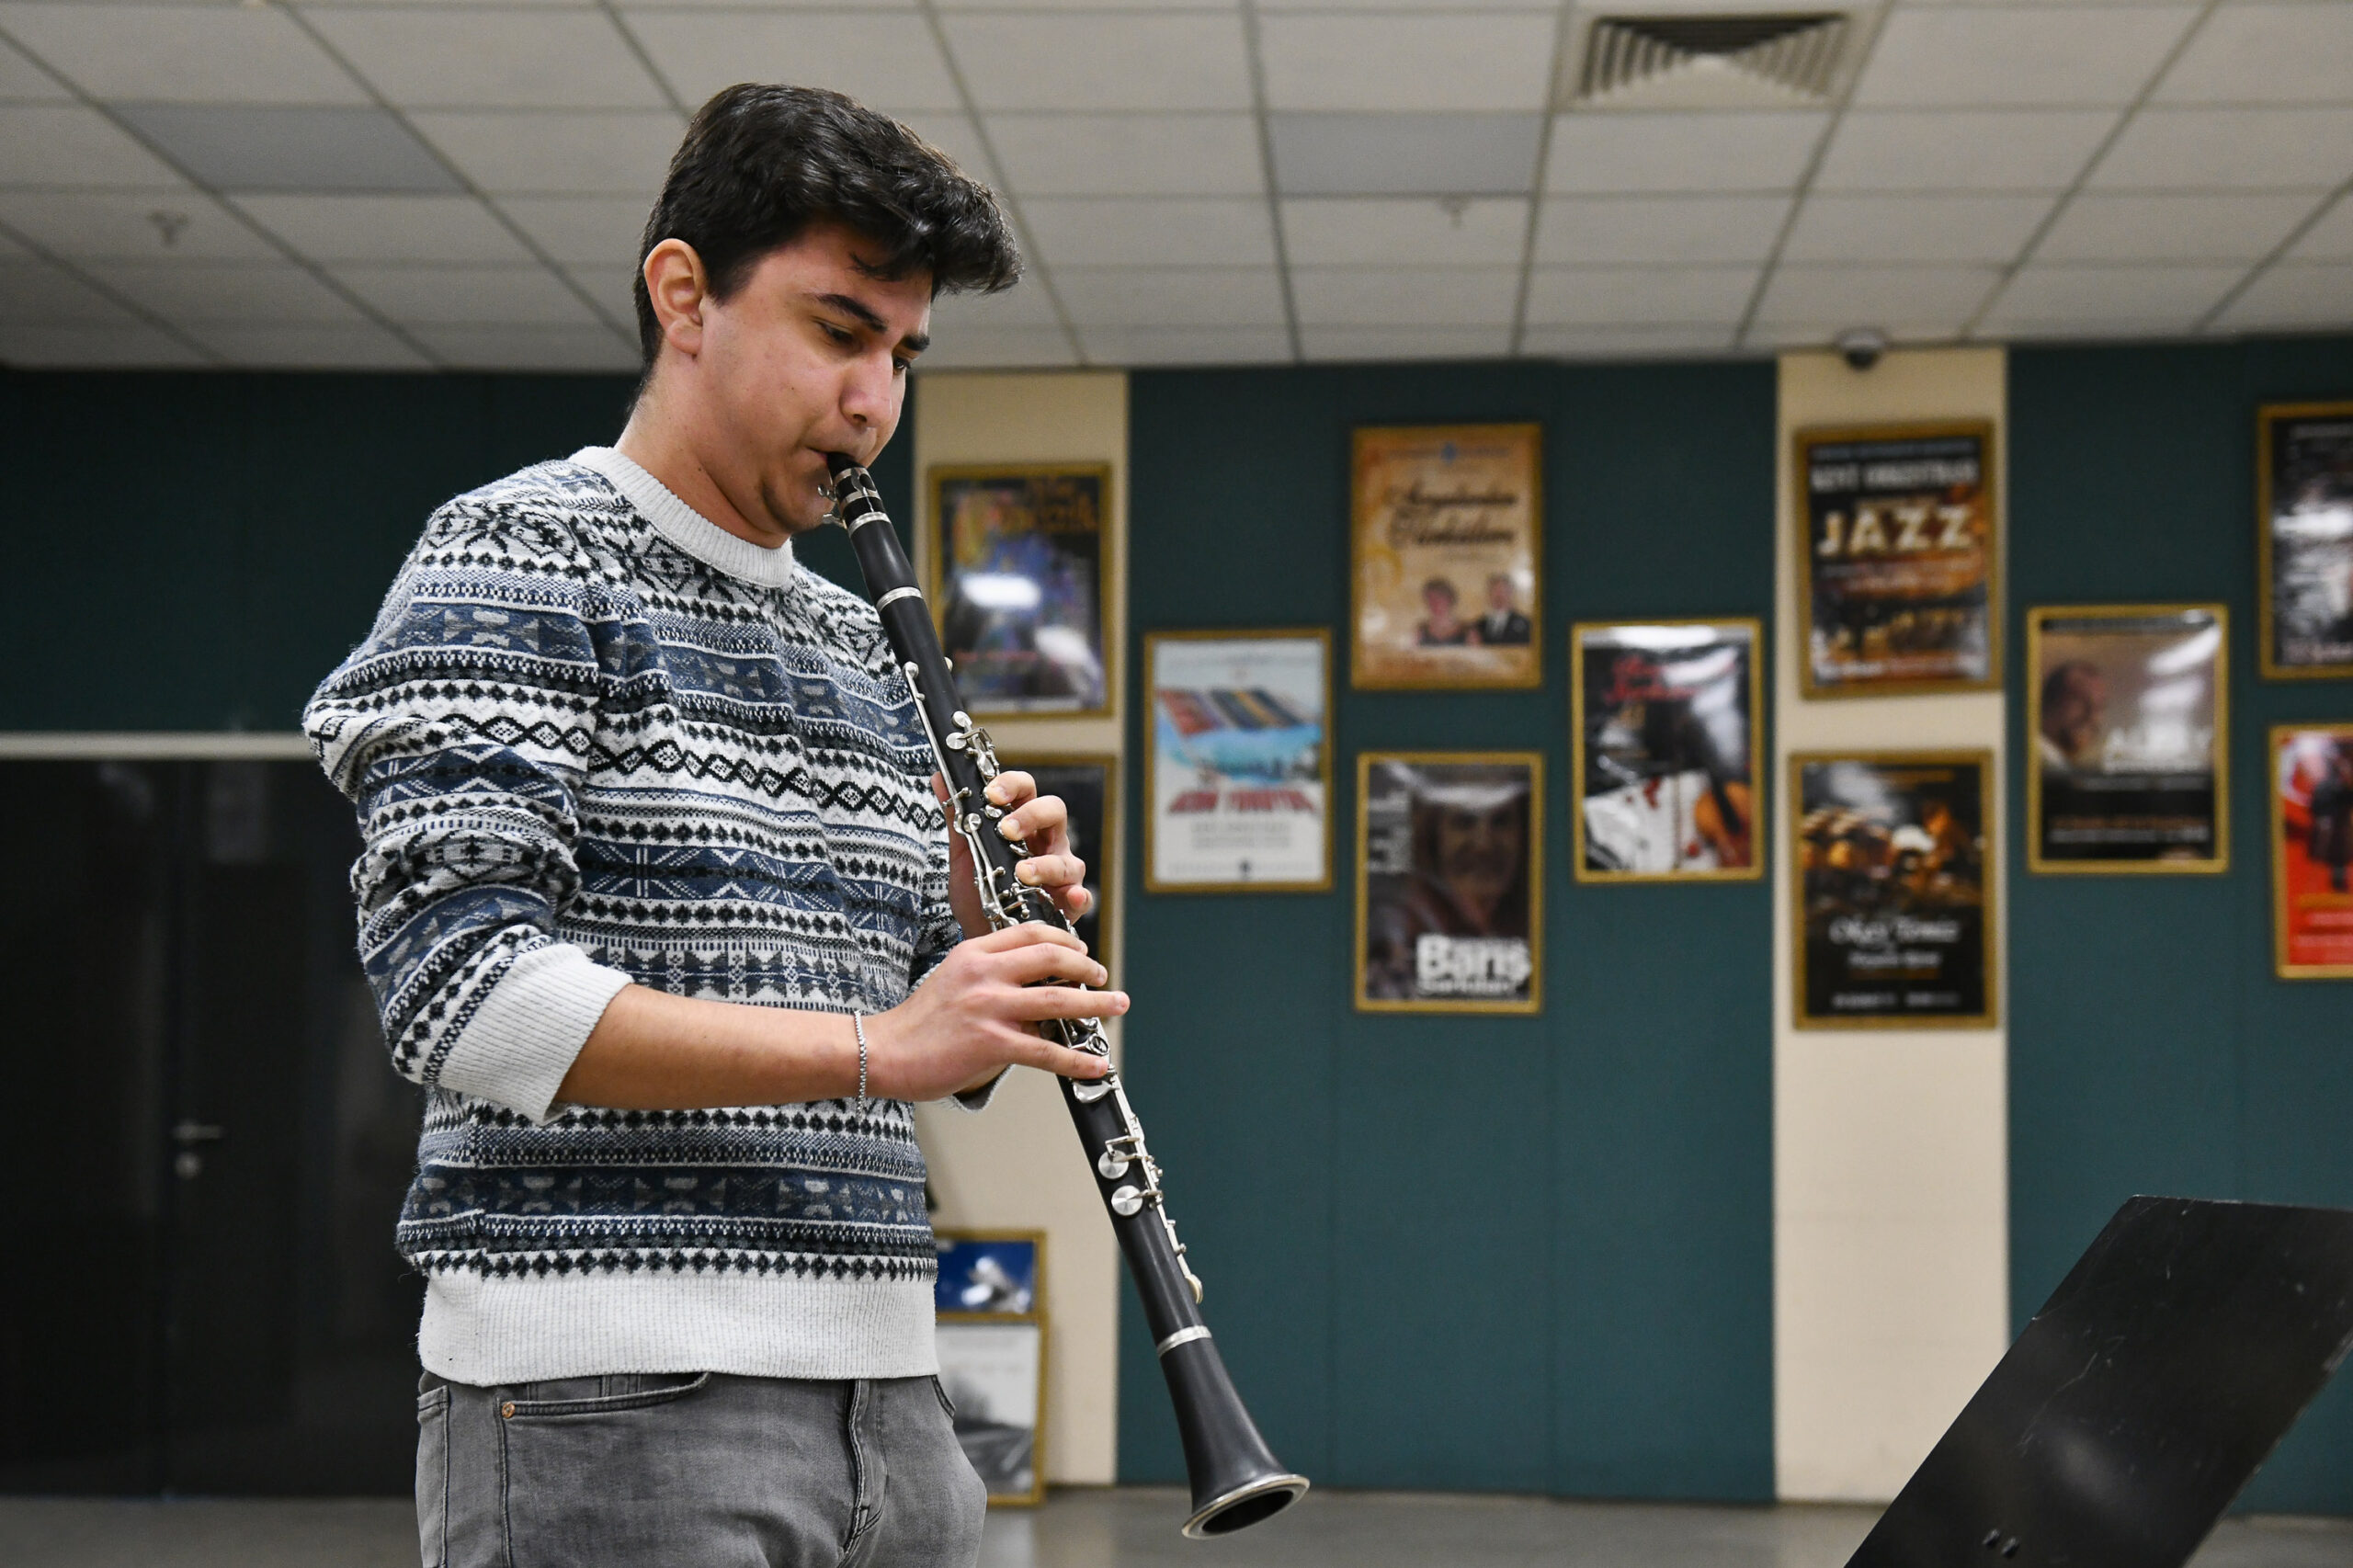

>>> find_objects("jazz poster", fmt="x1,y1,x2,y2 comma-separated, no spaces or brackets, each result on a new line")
1792,751,1997,1028
1797,423,1999,698
2258,403,2353,679
1350,424,1541,690
2028,605,2227,873
1019,756,1115,962
929,464,1112,717
2271,724,2353,979
1357,752,1542,1013
1572,619,1763,881
1144,630,1330,892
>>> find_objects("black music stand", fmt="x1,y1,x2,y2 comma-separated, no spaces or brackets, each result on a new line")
1847,1196,2353,1568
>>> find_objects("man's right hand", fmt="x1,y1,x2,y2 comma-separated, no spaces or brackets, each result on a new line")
863,923,1123,1101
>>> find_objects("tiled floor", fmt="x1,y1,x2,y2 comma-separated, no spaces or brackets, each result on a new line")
3,1487,2349,1567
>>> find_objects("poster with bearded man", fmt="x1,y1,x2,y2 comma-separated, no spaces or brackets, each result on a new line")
1357,752,1542,1013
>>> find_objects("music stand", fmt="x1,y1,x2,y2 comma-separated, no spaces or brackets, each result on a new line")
1848,1196,2353,1568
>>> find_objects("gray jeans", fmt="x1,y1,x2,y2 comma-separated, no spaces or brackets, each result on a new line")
416,1371,987,1568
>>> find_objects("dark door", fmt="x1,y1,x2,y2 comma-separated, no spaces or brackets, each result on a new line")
0,757,421,1495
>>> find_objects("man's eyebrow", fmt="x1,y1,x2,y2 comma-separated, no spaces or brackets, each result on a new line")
813,291,927,356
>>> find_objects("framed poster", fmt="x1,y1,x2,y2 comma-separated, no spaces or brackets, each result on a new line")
1350,424,1542,691
1571,618,1764,881
1143,629,1331,892
2257,403,2353,680
2027,605,2228,874
1019,754,1116,963
1791,750,1997,1028
934,1229,1047,1506
2270,724,2353,979
1797,422,1999,698
928,464,1113,718
1356,751,1542,1013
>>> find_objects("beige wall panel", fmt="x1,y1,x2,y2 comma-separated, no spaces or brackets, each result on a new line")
1774,347,2011,1502
908,369,1129,1486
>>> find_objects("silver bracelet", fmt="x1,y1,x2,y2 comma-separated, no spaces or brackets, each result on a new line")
851,1012,869,1112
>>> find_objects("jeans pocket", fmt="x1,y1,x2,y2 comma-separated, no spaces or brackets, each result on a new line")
930,1375,958,1422
415,1382,450,1568
502,1371,711,1420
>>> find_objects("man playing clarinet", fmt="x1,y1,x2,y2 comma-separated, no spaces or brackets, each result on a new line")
304,84,1120,1567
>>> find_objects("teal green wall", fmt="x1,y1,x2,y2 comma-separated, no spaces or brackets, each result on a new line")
2007,337,2353,1516
0,370,912,732
1116,361,1779,1500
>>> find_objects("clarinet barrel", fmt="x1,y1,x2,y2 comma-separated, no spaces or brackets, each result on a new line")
825,454,1307,1539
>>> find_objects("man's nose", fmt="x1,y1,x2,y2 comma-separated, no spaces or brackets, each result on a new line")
841,353,896,431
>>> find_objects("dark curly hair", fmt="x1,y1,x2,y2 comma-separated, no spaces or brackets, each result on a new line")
633,84,1022,369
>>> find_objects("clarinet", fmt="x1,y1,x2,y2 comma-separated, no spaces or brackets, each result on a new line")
825,454,1307,1540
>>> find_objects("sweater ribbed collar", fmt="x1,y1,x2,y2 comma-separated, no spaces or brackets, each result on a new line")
571,445,799,590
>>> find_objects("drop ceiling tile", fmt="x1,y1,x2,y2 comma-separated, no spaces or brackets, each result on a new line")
233,194,534,264
937,0,1232,9
1281,197,1528,266
499,195,649,267
1299,324,1510,360
0,104,184,187
2037,192,2316,263
412,112,680,196
1854,7,2200,108
1258,15,1555,113
1262,0,1551,10
0,36,65,102
1748,320,1964,352
1533,194,1790,266
2211,264,2353,331
410,322,638,371
1052,266,1287,326
304,8,666,110
1780,194,2056,265
1019,198,1275,267
114,104,461,193
0,3,365,105
896,115,998,187
567,267,641,335
1546,111,1827,195
332,264,598,326
2089,108,2353,191
1521,324,1736,359
2154,5,2353,106
912,325,1078,369
2289,192,2353,262
1751,265,2002,331
1522,265,1756,326
1980,264,2241,328
0,254,142,323
929,283,1064,333
1290,265,1517,327
1271,113,1540,197
630,12,960,114
1816,110,2118,192
186,321,428,369
0,321,202,366
985,114,1262,198
1075,325,1293,368
85,258,365,324
0,190,277,261
945,15,1251,112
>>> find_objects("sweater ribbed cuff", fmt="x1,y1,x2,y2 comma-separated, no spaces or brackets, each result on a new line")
436,944,634,1122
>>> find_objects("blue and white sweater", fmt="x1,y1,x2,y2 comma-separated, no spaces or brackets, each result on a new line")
304,446,975,1385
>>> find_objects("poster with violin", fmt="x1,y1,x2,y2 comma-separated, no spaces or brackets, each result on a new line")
1571,619,1764,882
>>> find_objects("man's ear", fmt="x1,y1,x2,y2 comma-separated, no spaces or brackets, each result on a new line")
642,239,710,358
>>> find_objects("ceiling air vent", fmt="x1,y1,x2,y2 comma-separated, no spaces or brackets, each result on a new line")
1572,12,1856,110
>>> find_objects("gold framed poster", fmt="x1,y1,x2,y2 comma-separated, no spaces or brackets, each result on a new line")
1571,617,1765,882
1790,749,1998,1028
1350,424,1542,691
927,463,1114,719
1016,753,1118,969
1355,750,1543,1014
2027,604,2228,874
933,1229,1049,1507
1796,422,2000,699
1142,628,1332,893
2270,723,2353,979
2256,402,2353,680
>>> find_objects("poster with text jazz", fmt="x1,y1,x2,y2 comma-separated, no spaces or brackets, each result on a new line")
1573,619,1763,881
1799,424,1997,697
930,464,1111,717
2259,403,2353,679
1145,630,1329,892
1357,752,1542,1013
2029,605,2226,873
2272,725,2353,979
1793,751,1996,1028
1351,424,1541,690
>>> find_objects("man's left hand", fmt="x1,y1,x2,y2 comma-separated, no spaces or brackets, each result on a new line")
939,770,1093,940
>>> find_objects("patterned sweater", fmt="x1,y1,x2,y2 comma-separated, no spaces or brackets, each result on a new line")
303,446,977,1385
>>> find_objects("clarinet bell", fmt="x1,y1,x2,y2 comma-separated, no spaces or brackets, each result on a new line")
1160,1334,1310,1538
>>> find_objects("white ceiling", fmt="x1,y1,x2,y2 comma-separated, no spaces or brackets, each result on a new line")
0,0,2348,371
